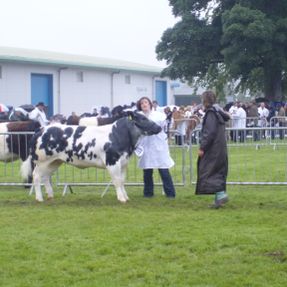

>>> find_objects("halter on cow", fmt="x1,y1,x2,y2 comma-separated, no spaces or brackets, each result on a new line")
21,111,161,202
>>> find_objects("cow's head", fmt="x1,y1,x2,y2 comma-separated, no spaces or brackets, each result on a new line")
127,111,161,135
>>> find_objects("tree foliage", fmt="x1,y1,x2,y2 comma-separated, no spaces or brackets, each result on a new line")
156,0,287,101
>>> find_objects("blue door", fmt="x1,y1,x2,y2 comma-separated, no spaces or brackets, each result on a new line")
31,74,53,117
155,80,167,106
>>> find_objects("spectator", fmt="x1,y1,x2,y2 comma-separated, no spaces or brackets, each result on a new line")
184,105,193,118
173,106,187,145
228,102,238,142
278,103,286,140
163,106,173,140
258,102,269,139
91,106,99,116
0,103,9,121
236,102,247,142
29,102,49,127
152,100,159,111
0,103,9,113
268,104,277,139
246,100,259,141
99,106,111,118
136,96,176,198
196,91,230,208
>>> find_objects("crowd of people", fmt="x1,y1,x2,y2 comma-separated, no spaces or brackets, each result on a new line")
227,101,287,141
152,100,287,144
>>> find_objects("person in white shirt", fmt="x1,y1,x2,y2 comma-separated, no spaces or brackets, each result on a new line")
258,102,269,138
29,102,49,127
236,102,247,142
229,102,239,141
152,100,159,111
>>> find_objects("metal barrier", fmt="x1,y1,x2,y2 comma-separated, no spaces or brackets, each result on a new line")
56,139,189,194
1,121,286,192
0,131,34,186
190,125,287,185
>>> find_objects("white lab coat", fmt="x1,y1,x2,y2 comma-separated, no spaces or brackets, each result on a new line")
258,107,269,127
229,105,238,127
234,107,246,128
137,110,174,169
29,107,49,127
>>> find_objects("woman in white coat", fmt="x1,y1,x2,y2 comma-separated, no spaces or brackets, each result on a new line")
136,97,176,198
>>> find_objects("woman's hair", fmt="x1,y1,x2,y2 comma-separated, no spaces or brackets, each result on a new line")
201,90,217,108
136,97,153,111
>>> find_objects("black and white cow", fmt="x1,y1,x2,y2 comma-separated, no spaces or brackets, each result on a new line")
21,112,161,202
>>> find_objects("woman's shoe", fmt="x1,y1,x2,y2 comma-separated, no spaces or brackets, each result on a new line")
210,195,229,209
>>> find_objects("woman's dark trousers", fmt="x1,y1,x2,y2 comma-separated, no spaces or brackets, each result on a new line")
143,168,176,197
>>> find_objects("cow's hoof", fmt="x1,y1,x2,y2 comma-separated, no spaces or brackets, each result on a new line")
36,199,44,203
118,199,127,203
47,197,54,201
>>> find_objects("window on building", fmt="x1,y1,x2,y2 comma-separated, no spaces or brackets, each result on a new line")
125,75,131,84
76,71,84,82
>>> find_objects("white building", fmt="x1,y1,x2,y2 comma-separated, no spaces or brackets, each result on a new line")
0,47,173,117
171,80,204,106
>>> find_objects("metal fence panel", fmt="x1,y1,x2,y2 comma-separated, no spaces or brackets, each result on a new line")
190,124,287,185
1,122,287,192
56,144,188,191
0,131,34,186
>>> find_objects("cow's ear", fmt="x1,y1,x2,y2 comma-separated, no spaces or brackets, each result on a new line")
126,110,134,120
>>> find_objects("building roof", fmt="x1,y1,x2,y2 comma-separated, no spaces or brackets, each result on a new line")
0,46,162,75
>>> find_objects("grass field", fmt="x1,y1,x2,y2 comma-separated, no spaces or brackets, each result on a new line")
0,142,287,286
0,186,287,287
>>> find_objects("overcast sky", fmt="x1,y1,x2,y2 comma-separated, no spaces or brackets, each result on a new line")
0,0,178,67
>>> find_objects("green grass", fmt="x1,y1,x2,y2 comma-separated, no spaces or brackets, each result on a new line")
0,141,287,286
0,186,287,287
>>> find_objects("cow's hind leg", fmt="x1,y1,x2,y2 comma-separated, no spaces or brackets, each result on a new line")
33,161,62,202
44,160,63,200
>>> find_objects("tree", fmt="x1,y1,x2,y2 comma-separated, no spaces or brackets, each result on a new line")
156,0,287,101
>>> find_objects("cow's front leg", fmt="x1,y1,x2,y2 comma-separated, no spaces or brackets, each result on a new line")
120,165,129,201
43,175,54,200
107,164,127,203
33,166,44,202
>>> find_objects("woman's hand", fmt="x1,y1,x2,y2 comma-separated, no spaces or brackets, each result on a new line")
198,149,204,157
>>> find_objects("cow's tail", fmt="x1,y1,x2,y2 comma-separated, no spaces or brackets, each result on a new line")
21,155,34,183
